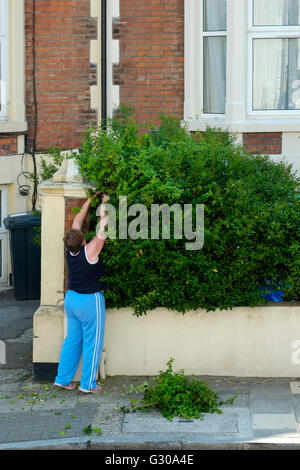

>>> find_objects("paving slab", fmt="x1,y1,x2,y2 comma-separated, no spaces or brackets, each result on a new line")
91,403,124,436
0,295,38,340
235,408,254,440
31,393,78,411
252,413,297,431
0,403,98,443
218,390,249,407
122,409,239,434
0,291,39,370
290,382,300,394
291,395,300,422
249,383,294,414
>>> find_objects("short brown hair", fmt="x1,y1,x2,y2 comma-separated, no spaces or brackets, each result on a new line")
63,228,85,253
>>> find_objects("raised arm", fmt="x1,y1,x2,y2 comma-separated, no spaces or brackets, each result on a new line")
86,194,110,262
72,198,92,231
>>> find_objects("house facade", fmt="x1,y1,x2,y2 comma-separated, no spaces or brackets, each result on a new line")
0,0,102,288
1,0,300,290
111,0,300,165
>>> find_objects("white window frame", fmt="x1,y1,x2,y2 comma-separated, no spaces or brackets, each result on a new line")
185,0,300,133
0,185,8,285
202,1,227,117
185,0,240,128
247,0,300,117
0,0,9,120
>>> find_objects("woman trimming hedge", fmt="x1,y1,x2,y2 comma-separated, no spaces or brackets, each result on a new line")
70,106,300,316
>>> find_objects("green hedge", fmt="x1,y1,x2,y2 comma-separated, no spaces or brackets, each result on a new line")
72,106,300,315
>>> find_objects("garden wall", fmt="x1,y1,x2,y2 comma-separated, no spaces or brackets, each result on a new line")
33,303,300,380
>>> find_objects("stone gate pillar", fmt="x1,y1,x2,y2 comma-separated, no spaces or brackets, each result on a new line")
32,157,88,382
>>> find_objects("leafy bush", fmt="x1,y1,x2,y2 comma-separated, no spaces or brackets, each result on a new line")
71,105,300,315
34,146,64,184
124,358,237,420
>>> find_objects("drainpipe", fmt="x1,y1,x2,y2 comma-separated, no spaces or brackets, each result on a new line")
101,0,107,128
27,0,38,211
99,0,107,380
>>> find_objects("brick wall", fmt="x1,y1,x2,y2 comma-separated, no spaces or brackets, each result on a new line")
0,134,18,156
25,0,97,153
115,0,184,125
65,197,90,233
243,133,282,155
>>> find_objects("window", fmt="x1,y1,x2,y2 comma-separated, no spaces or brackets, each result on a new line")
185,0,300,131
203,0,227,114
0,0,8,120
249,0,300,113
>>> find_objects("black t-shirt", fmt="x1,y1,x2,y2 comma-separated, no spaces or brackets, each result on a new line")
66,245,106,294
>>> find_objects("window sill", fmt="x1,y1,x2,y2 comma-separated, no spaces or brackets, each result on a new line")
0,121,27,133
185,117,300,134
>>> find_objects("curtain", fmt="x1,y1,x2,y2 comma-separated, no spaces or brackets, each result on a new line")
203,0,226,31
253,0,300,110
253,38,300,110
203,0,227,114
203,37,227,114
253,0,300,26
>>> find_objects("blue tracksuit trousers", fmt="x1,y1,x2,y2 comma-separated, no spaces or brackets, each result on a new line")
55,289,106,391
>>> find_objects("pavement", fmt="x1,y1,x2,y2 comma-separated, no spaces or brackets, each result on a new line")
0,288,39,369
1,290,300,451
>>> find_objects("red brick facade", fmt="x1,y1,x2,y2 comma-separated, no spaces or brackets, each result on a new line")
243,133,282,155
0,134,18,156
116,0,184,125
115,0,282,156
0,1,287,158
24,0,97,153
0,0,98,156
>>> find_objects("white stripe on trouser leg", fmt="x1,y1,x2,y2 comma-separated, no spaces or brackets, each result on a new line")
88,293,100,390
89,293,101,390
92,292,103,388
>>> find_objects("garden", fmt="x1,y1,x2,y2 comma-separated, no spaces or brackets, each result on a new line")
63,105,300,316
